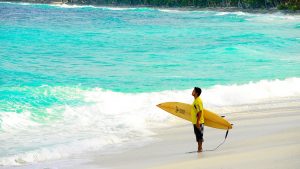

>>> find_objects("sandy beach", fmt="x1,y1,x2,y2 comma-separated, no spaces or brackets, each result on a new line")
3,97,300,169
72,97,300,169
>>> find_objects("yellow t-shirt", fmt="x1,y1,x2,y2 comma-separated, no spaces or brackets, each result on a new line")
191,97,204,124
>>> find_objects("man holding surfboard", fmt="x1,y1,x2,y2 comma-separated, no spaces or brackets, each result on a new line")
191,87,204,152
157,87,232,152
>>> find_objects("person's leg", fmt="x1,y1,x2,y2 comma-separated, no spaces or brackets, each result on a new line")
193,124,200,151
194,125,202,152
198,141,202,152
198,124,204,152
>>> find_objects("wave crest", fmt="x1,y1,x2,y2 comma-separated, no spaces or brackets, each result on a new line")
1,77,299,166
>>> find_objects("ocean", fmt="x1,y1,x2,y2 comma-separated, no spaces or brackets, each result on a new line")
0,2,300,166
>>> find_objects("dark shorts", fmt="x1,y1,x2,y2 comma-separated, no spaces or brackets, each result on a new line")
193,124,204,142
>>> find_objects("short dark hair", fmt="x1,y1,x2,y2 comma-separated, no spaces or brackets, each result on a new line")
194,87,202,96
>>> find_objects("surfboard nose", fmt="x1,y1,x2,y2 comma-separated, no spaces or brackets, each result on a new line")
156,103,162,107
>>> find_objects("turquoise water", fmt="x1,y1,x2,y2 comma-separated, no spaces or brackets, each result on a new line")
0,2,300,166
1,3,299,92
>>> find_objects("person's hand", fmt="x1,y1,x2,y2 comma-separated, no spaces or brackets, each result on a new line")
196,123,200,129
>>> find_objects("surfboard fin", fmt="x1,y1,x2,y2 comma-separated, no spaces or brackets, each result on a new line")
225,129,229,139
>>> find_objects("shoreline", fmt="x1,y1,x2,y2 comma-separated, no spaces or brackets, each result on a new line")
1,1,299,14
87,97,300,169
5,96,300,169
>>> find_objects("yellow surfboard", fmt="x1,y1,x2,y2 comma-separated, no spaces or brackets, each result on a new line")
157,102,232,130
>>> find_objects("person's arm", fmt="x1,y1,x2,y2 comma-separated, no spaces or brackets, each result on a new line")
196,110,202,129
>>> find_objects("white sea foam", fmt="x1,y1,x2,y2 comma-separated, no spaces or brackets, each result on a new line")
103,7,137,11
49,4,97,8
158,8,187,13
203,77,300,107
49,3,137,11
213,11,300,23
1,77,300,166
245,12,300,22
2,2,136,11
0,2,31,6
215,11,249,16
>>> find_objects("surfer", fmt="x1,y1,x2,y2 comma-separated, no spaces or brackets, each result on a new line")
191,87,204,152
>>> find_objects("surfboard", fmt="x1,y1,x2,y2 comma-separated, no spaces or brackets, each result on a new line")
157,102,232,130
